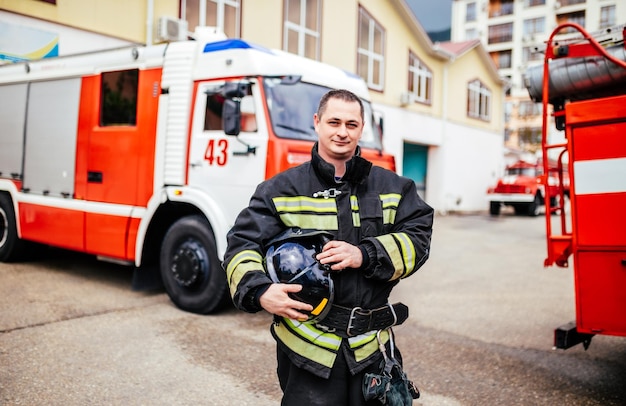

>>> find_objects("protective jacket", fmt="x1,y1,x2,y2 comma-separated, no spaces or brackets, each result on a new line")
223,143,433,379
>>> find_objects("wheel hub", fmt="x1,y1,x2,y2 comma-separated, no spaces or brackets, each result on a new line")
171,240,209,287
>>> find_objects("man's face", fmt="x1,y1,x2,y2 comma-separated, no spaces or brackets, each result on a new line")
314,98,363,163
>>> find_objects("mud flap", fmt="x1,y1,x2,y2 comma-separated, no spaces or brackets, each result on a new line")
554,321,594,350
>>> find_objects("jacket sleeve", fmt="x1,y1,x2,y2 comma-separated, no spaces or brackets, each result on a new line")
222,181,285,313
360,178,433,281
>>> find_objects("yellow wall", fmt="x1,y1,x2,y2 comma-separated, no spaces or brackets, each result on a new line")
0,0,146,41
355,0,447,117
446,48,504,132
319,0,358,73
241,0,282,49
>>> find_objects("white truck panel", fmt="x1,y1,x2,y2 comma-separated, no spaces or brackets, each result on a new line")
23,78,80,197
0,83,27,179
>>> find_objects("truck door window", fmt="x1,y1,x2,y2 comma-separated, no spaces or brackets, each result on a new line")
100,69,138,126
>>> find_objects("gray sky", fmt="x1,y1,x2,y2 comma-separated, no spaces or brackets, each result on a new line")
405,0,453,32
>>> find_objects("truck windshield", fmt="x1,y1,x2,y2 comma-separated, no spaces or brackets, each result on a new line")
263,77,382,150
506,167,539,177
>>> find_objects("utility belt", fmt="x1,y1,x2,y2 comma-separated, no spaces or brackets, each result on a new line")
316,302,409,338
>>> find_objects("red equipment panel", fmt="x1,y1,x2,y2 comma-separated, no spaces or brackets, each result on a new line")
568,96,626,249
575,251,626,336
567,94,626,338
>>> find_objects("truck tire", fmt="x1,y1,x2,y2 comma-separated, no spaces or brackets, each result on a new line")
526,194,541,217
0,194,26,262
160,215,229,314
489,202,501,216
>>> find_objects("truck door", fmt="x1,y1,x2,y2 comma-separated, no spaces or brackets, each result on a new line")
187,79,268,225
76,68,161,260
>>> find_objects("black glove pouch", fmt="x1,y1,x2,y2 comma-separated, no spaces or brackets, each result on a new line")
362,329,420,405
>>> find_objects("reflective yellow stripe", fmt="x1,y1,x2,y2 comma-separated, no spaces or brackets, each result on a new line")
353,330,389,362
229,262,264,297
274,322,338,368
380,193,401,208
382,208,396,224
226,250,263,281
376,234,405,280
393,232,416,277
380,193,400,225
350,195,360,227
273,196,337,213
277,213,338,230
347,330,378,348
284,318,342,350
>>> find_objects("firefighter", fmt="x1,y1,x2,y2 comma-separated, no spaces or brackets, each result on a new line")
223,89,433,405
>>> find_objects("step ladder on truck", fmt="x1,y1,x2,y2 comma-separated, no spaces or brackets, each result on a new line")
524,22,626,349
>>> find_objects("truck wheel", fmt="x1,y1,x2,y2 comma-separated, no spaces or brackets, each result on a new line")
489,202,501,216
160,215,228,314
0,194,26,262
527,194,541,217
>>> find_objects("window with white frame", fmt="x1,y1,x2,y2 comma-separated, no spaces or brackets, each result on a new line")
408,51,432,104
523,17,545,36
357,7,385,91
283,0,321,60
183,0,241,38
525,0,545,6
522,46,544,63
465,28,479,40
600,5,616,29
467,79,491,121
466,2,476,22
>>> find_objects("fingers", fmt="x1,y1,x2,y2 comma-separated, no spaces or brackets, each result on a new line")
259,283,313,321
317,241,363,270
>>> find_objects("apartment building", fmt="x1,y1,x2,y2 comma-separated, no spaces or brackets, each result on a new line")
451,0,626,156
0,0,506,213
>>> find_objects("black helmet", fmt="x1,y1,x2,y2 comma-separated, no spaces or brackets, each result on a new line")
264,228,334,322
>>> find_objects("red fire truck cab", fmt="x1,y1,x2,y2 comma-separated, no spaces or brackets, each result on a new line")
487,159,569,216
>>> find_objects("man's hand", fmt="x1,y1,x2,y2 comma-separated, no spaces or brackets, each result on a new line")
259,283,313,321
316,240,363,271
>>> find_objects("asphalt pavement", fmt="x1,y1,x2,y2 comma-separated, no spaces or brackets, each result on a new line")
1,210,625,405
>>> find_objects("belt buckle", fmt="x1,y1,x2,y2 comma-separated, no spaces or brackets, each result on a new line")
386,303,398,326
347,306,371,337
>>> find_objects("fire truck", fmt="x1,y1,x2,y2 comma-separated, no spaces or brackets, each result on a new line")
486,159,569,216
524,23,626,349
0,29,394,315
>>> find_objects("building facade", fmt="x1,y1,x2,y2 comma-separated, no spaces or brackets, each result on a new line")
0,0,506,213
451,0,626,157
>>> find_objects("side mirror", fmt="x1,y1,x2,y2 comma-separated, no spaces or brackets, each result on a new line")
223,99,241,135
223,82,247,98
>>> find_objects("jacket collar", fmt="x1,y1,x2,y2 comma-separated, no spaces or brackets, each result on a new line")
311,142,372,185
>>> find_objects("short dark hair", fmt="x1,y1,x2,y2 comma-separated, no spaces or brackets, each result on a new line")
317,89,364,122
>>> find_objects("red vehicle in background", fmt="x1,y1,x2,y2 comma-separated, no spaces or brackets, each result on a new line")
487,159,569,216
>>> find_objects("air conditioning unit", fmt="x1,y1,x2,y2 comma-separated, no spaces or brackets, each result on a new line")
400,92,415,106
157,16,188,42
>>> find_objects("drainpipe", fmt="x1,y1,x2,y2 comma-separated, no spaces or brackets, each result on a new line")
434,45,456,214
146,0,154,45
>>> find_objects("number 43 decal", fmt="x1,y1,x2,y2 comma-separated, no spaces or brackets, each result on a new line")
204,139,228,166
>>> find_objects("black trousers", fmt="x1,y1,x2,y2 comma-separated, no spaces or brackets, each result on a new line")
277,346,382,406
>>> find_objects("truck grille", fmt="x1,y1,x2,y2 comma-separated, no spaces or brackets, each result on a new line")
495,185,525,194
